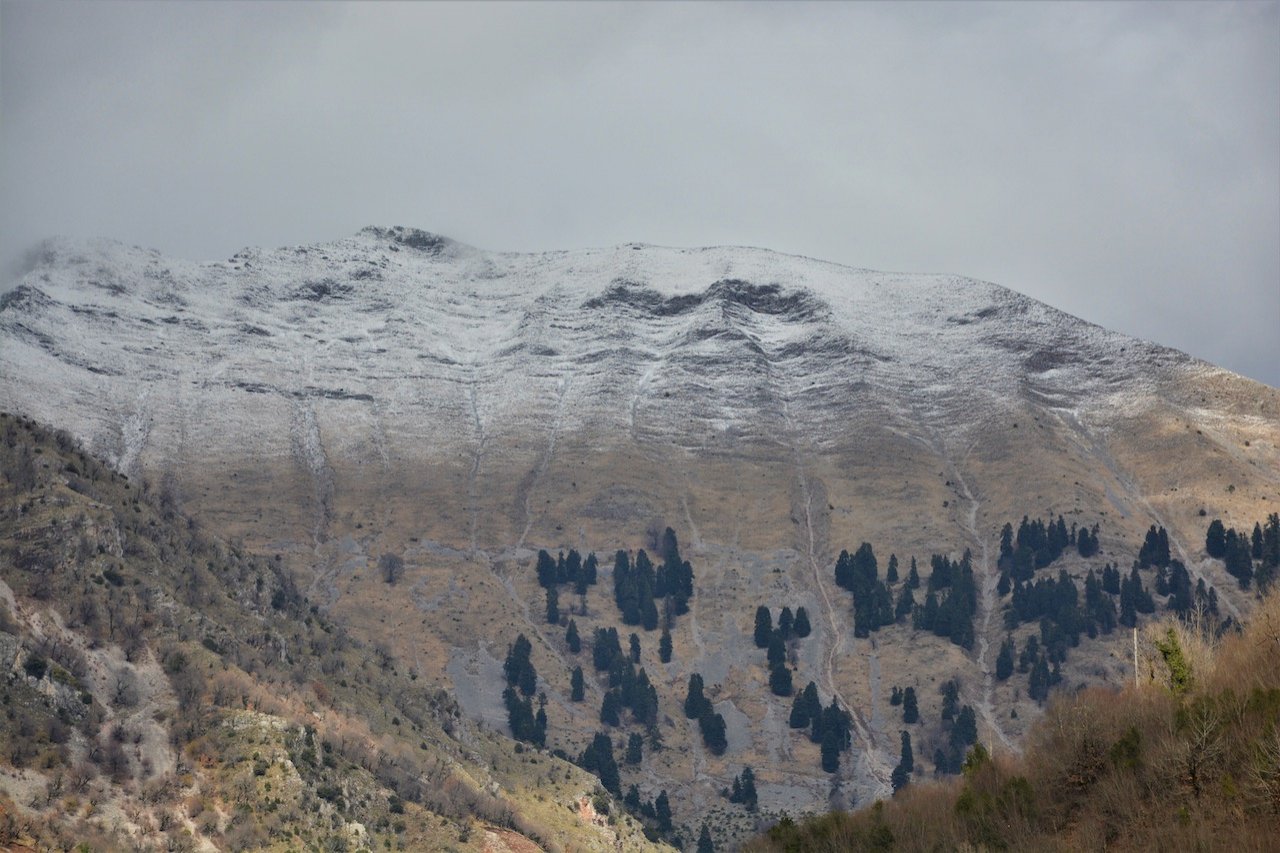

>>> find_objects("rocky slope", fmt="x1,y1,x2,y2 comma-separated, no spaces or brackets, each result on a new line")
2,227,1277,842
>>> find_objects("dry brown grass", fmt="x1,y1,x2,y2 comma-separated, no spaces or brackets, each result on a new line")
748,590,1280,852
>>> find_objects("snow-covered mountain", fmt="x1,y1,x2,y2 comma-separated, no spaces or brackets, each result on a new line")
3,226,1277,818
0,225,1226,470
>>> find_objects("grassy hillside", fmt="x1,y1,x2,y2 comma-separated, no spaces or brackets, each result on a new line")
0,412,667,852
747,590,1280,851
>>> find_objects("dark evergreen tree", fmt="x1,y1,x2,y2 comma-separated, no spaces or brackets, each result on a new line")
684,673,710,719
697,823,715,853
940,679,959,722
654,790,673,833
565,619,581,653
563,549,582,586
570,666,585,702
995,636,1015,681
895,583,916,622
906,557,921,590
1102,563,1121,595
600,689,622,726
887,553,900,584
777,606,794,639
793,606,812,638
766,631,787,670
899,729,914,772
579,732,620,795
1206,519,1228,558
950,706,977,749
1224,529,1255,588
536,549,558,589
769,664,793,697
729,766,758,811
545,584,560,624
790,681,821,729
629,632,641,664
902,686,919,724
891,730,914,793
889,685,903,706
1077,525,1100,558
754,606,773,648
624,784,641,811
642,595,660,631
658,627,672,663
1029,653,1051,703
592,627,622,671
626,732,643,765
504,634,537,697
1252,522,1265,560
699,709,728,755
891,762,910,793
1138,525,1171,568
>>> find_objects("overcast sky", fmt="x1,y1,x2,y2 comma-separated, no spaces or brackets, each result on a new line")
2,1,1277,385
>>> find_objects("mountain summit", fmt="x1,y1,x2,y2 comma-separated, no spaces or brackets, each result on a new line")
2,230,1276,834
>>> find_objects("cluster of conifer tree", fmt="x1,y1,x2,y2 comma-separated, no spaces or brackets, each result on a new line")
622,786,674,836
578,732,621,795
932,680,978,773
889,685,919,724
588,627,659,728
997,515,1093,583
831,542,980,650
786,681,855,772
913,551,978,650
612,528,695,630
1155,560,1220,619
536,548,598,624
1136,524,1171,569
752,605,811,697
502,634,547,745
683,673,728,755
1207,514,1280,590
834,544,896,636
727,766,758,811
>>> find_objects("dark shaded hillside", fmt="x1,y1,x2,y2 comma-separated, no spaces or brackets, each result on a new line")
747,590,1280,852
0,412,664,851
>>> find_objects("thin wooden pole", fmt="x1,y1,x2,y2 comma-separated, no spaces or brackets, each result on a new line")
1133,626,1139,687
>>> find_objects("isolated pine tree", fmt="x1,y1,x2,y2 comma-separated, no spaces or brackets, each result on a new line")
659,627,672,663
902,686,919,723
754,606,773,648
570,666,585,702
793,606,812,638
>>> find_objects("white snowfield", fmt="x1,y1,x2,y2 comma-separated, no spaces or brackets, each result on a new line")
0,226,1201,477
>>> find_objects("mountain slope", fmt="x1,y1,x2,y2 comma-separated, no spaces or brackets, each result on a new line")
0,414,665,851
2,228,1276,839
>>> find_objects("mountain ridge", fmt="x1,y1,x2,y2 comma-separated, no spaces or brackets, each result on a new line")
2,229,1276,839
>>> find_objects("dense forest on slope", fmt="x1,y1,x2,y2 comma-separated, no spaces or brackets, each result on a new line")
747,589,1280,852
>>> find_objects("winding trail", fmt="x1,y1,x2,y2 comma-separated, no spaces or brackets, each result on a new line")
781,395,893,795
949,457,1016,753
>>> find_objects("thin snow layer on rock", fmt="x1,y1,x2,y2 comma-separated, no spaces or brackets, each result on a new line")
0,228,1195,477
